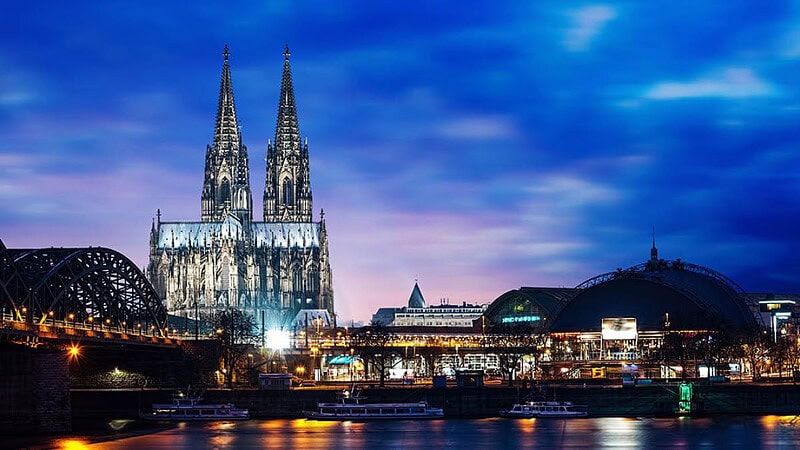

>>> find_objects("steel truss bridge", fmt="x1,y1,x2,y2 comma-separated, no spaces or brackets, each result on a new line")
0,239,176,347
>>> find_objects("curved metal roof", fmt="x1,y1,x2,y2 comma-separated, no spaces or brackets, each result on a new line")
484,287,578,330
550,259,759,332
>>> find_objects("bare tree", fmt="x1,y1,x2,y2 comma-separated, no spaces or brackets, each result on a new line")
738,330,771,381
486,323,545,386
661,331,690,378
351,321,398,387
207,308,259,387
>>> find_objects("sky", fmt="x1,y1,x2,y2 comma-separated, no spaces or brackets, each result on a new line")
2,1,799,323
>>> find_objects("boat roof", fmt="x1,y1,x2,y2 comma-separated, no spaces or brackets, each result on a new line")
318,402,432,408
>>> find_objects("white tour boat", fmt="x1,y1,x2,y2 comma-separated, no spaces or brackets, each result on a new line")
305,387,444,421
500,401,588,418
141,391,250,421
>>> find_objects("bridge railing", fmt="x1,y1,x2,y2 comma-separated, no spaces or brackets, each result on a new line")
0,312,180,345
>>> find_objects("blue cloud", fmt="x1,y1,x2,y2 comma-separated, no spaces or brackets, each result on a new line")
1,1,798,322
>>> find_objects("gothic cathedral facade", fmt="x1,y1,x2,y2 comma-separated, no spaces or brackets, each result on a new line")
147,46,334,330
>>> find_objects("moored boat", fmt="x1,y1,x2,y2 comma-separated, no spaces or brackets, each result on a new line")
500,401,588,418
140,391,250,421
304,386,444,421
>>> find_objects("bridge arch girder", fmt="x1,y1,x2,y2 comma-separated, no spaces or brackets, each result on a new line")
1,244,166,333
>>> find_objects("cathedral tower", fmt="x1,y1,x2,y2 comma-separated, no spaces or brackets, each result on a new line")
149,45,334,333
201,46,253,226
263,46,313,222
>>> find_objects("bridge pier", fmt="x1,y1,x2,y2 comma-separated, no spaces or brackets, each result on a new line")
0,344,71,435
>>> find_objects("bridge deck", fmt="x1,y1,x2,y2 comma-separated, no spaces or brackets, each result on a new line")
0,316,180,347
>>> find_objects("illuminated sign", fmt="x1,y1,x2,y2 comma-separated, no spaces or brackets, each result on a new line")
501,315,541,324
601,317,637,340
759,300,795,313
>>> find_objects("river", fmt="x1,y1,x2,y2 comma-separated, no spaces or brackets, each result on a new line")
24,415,800,449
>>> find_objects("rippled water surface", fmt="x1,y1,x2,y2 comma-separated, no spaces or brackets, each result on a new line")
43,415,800,449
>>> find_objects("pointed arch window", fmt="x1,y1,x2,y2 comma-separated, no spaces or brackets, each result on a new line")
219,179,231,204
282,178,294,205
307,268,319,293
292,266,303,292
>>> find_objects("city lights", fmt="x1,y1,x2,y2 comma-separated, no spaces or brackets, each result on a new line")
266,329,290,350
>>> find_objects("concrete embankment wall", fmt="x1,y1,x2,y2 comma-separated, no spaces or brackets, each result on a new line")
0,346,72,435
70,382,800,421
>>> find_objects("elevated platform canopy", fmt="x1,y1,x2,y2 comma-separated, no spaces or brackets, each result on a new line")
0,239,167,334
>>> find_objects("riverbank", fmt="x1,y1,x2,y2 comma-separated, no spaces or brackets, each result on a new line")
67,381,800,422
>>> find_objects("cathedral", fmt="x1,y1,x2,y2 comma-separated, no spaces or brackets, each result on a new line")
147,46,334,331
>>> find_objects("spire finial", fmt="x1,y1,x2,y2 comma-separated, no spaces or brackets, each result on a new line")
223,45,230,62
157,208,162,223
650,226,658,261
283,44,291,60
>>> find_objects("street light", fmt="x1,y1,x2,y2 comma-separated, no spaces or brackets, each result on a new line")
350,347,355,382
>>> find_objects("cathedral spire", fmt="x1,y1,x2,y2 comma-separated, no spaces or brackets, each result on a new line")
214,45,240,146
263,46,313,222
202,46,253,224
274,45,301,153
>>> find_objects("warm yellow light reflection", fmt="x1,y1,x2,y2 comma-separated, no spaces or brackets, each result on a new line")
287,418,340,430
512,417,538,434
55,439,90,449
761,415,799,430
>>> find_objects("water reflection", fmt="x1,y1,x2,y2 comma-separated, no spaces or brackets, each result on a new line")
595,417,644,447
39,416,800,449
53,439,90,450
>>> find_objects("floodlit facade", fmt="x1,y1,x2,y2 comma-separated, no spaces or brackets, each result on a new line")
147,47,333,330
378,282,488,327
